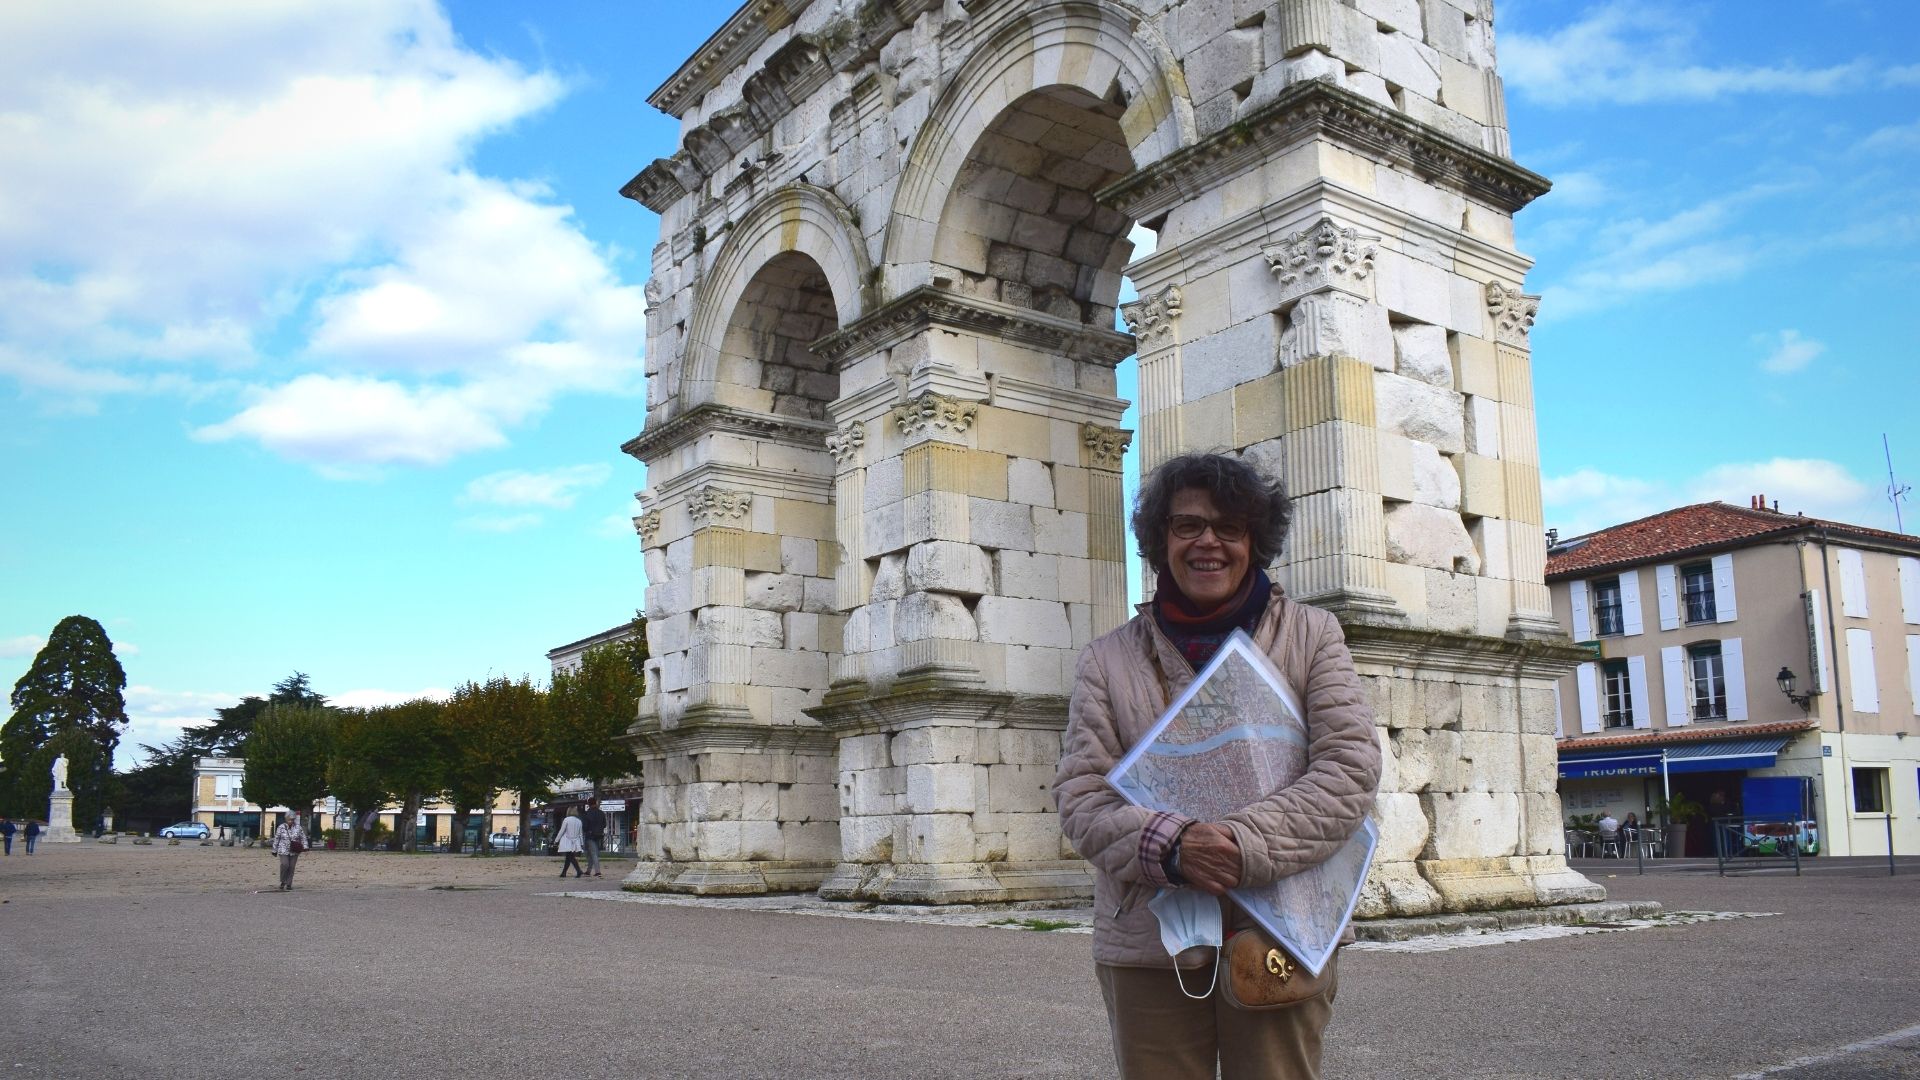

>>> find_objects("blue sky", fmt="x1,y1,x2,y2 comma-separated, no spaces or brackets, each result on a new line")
2,1,1915,766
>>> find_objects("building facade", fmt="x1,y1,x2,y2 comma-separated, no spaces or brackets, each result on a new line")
546,622,647,851
192,757,520,845
1547,500,1920,856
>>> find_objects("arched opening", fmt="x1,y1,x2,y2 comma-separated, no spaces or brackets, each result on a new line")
931,85,1137,327
715,251,841,420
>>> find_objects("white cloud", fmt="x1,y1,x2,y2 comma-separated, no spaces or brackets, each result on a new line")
457,512,543,533
1885,65,1920,87
1546,458,1883,539
118,685,237,769
1544,170,1610,209
1857,120,1920,154
0,635,47,659
113,642,140,657
329,686,451,709
0,1,645,468
1756,329,1825,374
1503,5,1868,106
462,464,612,509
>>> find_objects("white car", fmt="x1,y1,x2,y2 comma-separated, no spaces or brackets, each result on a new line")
487,831,520,851
159,821,210,839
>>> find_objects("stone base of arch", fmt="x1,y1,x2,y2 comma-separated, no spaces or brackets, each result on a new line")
624,859,837,896
817,860,1094,905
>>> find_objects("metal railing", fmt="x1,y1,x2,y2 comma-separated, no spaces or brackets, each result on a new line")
1712,816,1805,876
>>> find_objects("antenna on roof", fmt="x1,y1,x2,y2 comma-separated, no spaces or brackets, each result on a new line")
1886,433,1911,533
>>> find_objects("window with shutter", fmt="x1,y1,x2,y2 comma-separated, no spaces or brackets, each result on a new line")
1594,577,1625,637
1712,552,1738,622
1687,642,1727,720
1681,562,1715,623
1601,659,1633,728
1656,564,1681,631
1847,628,1880,713
1661,646,1689,726
1840,549,1869,618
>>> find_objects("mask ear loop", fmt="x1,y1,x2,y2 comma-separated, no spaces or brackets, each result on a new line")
1171,946,1221,1000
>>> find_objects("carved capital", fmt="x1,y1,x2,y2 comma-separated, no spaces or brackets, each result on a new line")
643,277,665,314
892,391,979,438
1486,282,1539,347
686,485,753,527
636,511,663,546
825,420,867,464
1262,217,1379,304
1120,285,1182,351
1082,423,1134,470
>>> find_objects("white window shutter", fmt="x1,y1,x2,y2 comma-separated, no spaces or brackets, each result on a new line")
1847,628,1880,713
1656,564,1680,630
1808,589,1833,693
1840,549,1869,618
1723,637,1748,721
1627,655,1651,728
1712,552,1738,623
1576,662,1601,733
1907,635,1920,716
1662,646,1689,726
1570,580,1591,640
1620,571,1644,636
1900,558,1920,624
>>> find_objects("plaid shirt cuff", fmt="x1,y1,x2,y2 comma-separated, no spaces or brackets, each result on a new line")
1138,810,1193,888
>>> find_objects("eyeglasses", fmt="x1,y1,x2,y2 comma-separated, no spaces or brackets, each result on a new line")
1167,514,1249,542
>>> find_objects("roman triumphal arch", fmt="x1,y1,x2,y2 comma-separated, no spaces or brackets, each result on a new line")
620,0,1600,913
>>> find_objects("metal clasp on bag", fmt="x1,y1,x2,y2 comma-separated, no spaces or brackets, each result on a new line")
1265,948,1295,983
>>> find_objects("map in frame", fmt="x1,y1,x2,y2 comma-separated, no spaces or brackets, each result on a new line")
1106,629,1376,976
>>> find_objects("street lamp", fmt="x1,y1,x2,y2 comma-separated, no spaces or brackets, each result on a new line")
1776,667,1812,712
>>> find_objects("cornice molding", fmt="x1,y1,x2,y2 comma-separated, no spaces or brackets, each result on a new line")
646,0,813,118
626,716,838,755
812,285,1135,368
1343,623,1590,680
1099,82,1552,223
621,403,834,464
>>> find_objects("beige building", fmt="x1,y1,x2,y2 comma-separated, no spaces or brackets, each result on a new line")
192,756,519,846
1547,500,1920,857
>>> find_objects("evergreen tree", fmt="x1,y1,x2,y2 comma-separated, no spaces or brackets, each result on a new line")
0,616,128,826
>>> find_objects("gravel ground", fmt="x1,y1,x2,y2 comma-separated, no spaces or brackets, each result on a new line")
1,845,1916,1079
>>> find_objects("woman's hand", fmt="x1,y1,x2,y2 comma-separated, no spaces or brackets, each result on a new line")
1178,822,1242,895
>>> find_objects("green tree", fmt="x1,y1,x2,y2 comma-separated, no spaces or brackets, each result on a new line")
0,615,128,827
242,703,336,832
363,697,449,852
548,641,645,794
444,676,548,855
327,708,392,850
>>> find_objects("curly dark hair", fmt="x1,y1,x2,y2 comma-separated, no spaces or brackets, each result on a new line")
1132,451,1291,572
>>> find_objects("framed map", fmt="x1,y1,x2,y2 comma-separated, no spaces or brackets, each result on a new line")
1107,629,1376,976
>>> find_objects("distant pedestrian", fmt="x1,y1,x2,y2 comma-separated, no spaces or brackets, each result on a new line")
581,797,607,878
271,814,308,891
1,817,13,855
22,819,40,854
555,808,585,879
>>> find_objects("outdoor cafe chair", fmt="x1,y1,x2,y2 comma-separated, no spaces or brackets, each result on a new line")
1565,829,1592,858
1596,831,1622,858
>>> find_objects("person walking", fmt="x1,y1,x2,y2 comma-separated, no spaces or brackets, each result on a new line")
1055,452,1380,1080
581,797,607,878
555,808,586,879
271,813,308,891
22,819,40,854
1,817,14,855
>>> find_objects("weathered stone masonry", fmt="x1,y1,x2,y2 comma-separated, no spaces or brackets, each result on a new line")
620,0,1599,913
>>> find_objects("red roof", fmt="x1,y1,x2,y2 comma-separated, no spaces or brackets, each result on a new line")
1546,501,1917,579
1557,717,1818,752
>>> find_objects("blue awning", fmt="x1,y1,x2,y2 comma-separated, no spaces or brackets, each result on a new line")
1663,737,1791,774
1558,751,1664,779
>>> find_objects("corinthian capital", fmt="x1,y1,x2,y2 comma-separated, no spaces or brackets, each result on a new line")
1121,285,1182,352
825,420,866,465
1262,216,1379,304
1081,423,1133,470
636,510,663,545
686,485,752,527
891,391,979,438
1485,282,1540,347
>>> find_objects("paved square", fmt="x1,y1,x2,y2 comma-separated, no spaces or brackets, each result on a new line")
2,846,1916,1078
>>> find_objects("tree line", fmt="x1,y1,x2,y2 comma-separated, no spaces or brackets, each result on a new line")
2,614,646,853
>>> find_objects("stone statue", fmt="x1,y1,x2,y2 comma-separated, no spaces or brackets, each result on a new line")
51,754,67,792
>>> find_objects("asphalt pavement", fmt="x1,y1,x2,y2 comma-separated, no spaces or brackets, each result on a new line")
1,854,1916,1079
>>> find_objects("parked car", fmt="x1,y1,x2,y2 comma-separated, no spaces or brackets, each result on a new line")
159,822,210,839
488,831,520,851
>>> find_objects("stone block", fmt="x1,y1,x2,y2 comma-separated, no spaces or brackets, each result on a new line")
905,762,978,814
687,782,742,821
987,763,1055,814
866,455,904,506
1007,458,1055,507
996,549,1062,600
904,813,977,864
976,596,1072,648
783,612,820,652
1464,395,1501,456
893,591,978,643
1279,293,1392,371
892,725,977,765
781,535,821,577
748,647,830,690
1457,730,1520,792
1054,465,1090,513
1182,315,1278,400
1384,502,1477,573
1375,29,1443,101
1005,644,1069,694
692,607,786,647
1422,791,1520,859
1373,791,1430,862
1458,453,1506,519
906,541,993,596
870,553,907,601
1377,432,1415,503
1374,371,1464,453
838,732,890,772
1004,814,1066,862
969,498,1035,551
1470,514,1511,579
840,814,896,862
1410,441,1460,510
844,766,901,817
1056,556,1093,605
1451,334,1498,399
1356,0,1421,34
1393,322,1452,387
1032,508,1089,557
1375,249,1453,329
968,450,1009,501
1422,568,1480,634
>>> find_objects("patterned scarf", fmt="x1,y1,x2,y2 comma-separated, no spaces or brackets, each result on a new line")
1152,567,1272,670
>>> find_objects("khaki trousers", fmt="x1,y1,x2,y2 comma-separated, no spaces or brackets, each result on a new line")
1096,955,1336,1080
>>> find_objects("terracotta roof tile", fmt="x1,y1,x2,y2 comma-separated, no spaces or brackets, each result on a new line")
1556,718,1818,753
1546,501,1917,579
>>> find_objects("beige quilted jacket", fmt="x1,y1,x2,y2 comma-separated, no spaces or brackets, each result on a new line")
1053,592,1381,968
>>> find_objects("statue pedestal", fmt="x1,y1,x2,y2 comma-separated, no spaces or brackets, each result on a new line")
44,790,83,844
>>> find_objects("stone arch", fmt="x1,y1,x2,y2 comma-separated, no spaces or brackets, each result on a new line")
882,0,1194,295
680,183,872,412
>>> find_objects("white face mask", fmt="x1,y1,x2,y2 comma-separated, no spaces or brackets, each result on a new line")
1147,887,1223,999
